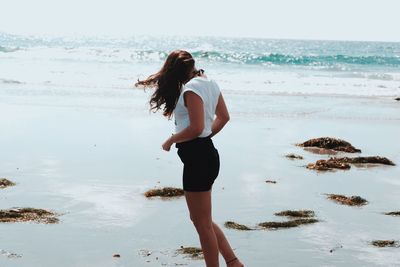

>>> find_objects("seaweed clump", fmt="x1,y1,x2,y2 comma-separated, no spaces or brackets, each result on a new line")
0,207,59,224
274,210,315,218
326,194,368,206
285,154,304,160
144,187,184,198
339,156,395,166
176,246,204,259
224,221,253,231
258,218,319,229
307,156,395,171
298,137,361,153
384,211,400,216
227,209,319,231
371,240,399,248
307,158,351,171
0,178,15,189
0,249,22,259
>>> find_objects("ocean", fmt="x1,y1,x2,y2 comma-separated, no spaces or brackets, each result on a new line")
1,32,400,96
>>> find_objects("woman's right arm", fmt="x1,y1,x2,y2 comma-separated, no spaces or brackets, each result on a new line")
209,93,230,138
161,91,204,151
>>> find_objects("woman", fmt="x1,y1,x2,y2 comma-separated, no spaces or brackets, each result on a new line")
136,50,244,267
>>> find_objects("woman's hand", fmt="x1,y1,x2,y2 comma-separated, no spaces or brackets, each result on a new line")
162,136,174,151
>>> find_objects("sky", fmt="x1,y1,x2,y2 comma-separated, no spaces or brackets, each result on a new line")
0,0,399,42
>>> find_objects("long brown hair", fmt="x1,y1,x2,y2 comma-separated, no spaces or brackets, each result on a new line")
135,50,199,118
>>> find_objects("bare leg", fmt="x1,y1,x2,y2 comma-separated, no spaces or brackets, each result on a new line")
212,221,244,267
184,189,219,267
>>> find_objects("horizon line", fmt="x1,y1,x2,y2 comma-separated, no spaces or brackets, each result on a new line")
1,30,400,44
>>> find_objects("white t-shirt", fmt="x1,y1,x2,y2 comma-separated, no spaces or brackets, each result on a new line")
174,76,221,137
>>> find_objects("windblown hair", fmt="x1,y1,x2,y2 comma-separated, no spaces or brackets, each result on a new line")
135,50,199,118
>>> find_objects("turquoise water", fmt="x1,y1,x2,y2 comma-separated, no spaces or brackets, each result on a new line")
1,32,400,98
1,32,400,68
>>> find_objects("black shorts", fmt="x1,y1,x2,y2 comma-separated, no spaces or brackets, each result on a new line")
176,136,220,192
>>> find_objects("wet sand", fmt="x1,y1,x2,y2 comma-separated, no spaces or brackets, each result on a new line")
0,83,400,267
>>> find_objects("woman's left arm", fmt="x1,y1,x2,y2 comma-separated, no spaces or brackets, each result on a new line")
162,91,204,151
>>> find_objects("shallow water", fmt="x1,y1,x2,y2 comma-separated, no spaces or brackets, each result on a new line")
1,34,400,266
1,84,399,266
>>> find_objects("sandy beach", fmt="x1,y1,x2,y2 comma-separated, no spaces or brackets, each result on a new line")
1,34,400,266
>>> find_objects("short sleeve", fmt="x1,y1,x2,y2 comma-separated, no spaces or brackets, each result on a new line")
182,87,204,103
